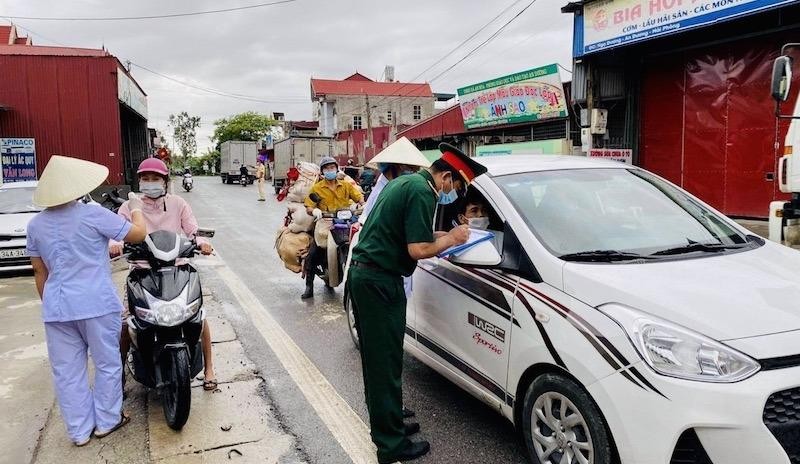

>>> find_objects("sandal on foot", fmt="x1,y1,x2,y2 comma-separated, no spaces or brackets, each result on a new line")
203,378,218,391
93,412,130,438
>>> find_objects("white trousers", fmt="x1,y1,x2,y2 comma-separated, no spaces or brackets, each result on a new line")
44,312,122,442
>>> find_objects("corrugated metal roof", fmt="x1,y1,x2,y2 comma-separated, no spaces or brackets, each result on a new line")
0,26,11,45
311,77,433,98
14,37,30,45
0,44,110,57
396,105,465,140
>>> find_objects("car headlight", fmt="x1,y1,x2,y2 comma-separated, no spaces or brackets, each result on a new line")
599,304,760,383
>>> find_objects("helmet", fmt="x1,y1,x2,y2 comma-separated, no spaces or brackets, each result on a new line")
137,158,169,176
319,156,338,170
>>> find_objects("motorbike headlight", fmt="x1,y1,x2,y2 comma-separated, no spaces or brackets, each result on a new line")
599,304,760,383
138,287,201,327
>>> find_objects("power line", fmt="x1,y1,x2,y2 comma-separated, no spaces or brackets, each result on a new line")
130,62,308,104
318,0,528,127
2,0,296,21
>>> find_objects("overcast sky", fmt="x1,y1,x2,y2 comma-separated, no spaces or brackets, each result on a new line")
0,0,574,154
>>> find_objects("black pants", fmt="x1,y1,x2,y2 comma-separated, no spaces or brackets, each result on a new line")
303,239,321,285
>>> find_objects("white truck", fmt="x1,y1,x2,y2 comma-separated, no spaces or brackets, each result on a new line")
272,136,333,193
220,140,258,185
769,44,800,245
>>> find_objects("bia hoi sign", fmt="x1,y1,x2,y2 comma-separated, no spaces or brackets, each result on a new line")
457,64,568,130
581,0,798,55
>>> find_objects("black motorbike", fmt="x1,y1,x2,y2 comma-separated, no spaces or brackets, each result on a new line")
123,228,214,430
307,193,360,288
241,173,249,187
101,188,126,213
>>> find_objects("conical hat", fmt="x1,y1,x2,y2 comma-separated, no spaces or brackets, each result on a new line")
367,137,431,169
33,155,109,207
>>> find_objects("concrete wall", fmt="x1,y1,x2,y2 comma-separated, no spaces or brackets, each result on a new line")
314,95,434,136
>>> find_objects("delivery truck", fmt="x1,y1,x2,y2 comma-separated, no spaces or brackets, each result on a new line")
220,140,258,184
272,136,333,193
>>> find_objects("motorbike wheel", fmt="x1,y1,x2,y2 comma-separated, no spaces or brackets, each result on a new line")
162,348,192,430
344,289,360,351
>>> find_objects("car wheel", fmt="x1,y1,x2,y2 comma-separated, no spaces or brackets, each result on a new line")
522,373,612,464
344,290,360,351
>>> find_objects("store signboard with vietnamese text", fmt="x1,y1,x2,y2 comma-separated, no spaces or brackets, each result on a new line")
118,67,148,118
0,138,37,183
581,0,797,55
588,148,633,165
457,64,568,130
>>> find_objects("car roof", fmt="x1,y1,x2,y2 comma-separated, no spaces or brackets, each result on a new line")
474,155,634,177
0,180,37,189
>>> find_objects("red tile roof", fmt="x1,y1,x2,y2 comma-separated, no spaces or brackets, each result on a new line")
0,26,11,45
344,72,372,82
0,44,110,57
14,37,29,45
311,76,433,99
290,120,319,130
397,105,466,140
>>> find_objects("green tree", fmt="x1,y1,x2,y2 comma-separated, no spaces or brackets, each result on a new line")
211,111,277,149
187,148,220,175
168,112,202,163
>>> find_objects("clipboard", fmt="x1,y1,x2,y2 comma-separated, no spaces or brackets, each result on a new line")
438,229,495,258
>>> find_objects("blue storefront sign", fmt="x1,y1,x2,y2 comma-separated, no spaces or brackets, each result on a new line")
576,0,800,56
1,138,37,183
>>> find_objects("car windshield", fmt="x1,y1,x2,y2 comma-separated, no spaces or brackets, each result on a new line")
0,187,42,214
495,168,750,258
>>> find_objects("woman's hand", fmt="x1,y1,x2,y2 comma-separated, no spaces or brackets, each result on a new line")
110,244,123,258
200,243,214,255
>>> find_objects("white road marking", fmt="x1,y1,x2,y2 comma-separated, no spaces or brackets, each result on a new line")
214,256,378,464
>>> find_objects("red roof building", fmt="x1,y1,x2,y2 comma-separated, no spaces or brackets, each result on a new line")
311,71,436,139
0,36,150,187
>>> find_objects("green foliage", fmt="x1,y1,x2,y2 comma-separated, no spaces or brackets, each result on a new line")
168,112,202,160
212,111,277,149
185,149,220,175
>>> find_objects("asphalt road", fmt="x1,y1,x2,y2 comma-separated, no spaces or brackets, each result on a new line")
181,176,529,464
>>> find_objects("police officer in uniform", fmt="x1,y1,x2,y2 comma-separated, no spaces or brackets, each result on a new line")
348,142,487,463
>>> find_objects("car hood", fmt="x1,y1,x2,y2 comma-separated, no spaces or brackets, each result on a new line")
563,242,800,342
0,212,36,236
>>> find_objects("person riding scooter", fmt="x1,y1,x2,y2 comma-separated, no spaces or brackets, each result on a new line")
240,164,249,186
301,157,364,299
110,158,218,391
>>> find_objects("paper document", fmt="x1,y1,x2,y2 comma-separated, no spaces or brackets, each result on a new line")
438,229,495,258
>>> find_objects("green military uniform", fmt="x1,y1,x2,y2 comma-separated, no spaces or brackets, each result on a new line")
348,170,437,462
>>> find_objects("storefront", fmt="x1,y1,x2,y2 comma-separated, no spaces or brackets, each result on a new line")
398,64,576,158
563,0,800,217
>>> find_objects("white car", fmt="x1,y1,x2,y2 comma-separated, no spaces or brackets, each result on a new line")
0,181,41,271
346,155,800,464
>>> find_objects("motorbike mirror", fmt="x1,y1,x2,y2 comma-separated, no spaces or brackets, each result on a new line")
309,193,322,204
197,228,216,238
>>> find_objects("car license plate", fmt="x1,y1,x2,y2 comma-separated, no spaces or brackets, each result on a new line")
0,248,27,259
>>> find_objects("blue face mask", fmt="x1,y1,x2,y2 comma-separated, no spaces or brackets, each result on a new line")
437,177,459,205
323,170,337,181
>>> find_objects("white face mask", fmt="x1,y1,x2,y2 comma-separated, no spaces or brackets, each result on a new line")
140,181,166,199
468,217,490,230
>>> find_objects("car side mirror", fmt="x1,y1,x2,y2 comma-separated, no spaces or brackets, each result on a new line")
772,55,793,102
450,240,502,267
197,228,215,238
500,222,543,283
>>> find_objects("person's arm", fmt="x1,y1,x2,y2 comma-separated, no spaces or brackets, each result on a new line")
349,183,365,205
110,201,133,256
122,193,147,243
31,257,48,300
304,185,321,216
179,200,212,254
408,225,469,260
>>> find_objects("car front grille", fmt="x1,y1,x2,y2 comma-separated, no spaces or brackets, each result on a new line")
764,387,800,464
670,429,713,464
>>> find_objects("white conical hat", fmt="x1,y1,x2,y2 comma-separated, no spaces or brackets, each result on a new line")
33,155,109,207
367,137,431,169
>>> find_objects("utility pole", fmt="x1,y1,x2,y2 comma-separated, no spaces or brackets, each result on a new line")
364,94,373,166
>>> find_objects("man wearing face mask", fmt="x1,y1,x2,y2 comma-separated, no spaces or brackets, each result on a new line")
301,157,364,299
456,189,491,230
110,158,219,392
347,143,487,463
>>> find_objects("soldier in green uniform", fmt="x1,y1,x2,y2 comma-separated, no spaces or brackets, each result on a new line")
348,142,487,463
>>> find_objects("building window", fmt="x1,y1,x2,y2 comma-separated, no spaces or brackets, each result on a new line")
413,105,422,120
387,111,393,122
353,115,362,130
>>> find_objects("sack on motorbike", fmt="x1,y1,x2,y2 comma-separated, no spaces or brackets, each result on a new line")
287,178,315,203
275,226,312,273
287,203,314,233
314,219,331,248
298,162,320,181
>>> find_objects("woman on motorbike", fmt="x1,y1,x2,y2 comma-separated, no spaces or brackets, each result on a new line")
110,158,218,391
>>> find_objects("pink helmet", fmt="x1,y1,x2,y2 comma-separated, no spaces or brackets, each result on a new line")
137,158,169,176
